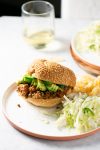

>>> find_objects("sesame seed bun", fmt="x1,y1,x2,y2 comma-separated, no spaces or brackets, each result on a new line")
25,97,64,107
19,59,76,107
27,59,76,87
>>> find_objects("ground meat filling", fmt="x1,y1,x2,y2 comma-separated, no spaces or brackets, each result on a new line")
17,84,72,99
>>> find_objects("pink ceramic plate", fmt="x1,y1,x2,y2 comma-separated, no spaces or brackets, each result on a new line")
2,83,100,140
70,33,100,75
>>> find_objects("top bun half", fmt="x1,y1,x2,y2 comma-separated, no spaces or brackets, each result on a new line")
27,59,76,87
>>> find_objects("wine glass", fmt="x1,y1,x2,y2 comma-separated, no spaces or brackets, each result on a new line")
21,0,55,49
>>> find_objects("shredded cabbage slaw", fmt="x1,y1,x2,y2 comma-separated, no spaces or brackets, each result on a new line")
76,21,100,53
56,93,100,132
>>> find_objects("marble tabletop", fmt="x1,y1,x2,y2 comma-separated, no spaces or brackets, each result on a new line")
0,17,100,150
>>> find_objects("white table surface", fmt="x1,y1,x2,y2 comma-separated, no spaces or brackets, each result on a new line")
0,17,100,150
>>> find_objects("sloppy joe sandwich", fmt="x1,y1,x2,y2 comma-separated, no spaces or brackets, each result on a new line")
17,59,76,107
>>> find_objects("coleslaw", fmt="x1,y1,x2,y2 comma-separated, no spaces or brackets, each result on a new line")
76,21,100,54
56,93,100,132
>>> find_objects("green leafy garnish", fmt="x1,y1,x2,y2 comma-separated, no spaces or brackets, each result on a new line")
89,44,96,51
18,75,66,92
46,84,59,92
95,29,100,34
43,81,52,86
31,78,37,86
83,107,94,116
58,84,65,88
66,114,74,128
18,75,34,84
37,80,46,91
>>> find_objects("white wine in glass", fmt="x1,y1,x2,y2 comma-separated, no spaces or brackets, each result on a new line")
22,1,55,49
24,29,54,48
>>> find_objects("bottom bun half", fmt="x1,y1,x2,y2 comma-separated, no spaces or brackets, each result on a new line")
24,97,64,107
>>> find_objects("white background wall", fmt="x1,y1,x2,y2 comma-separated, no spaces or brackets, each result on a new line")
62,0,100,19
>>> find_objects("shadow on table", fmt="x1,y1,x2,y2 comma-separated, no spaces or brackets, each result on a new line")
22,132,100,149
24,38,70,53
36,134,99,148
40,38,70,53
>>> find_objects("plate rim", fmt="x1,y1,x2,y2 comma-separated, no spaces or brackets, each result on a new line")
71,33,100,70
70,46,100,75
2,83,100,141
